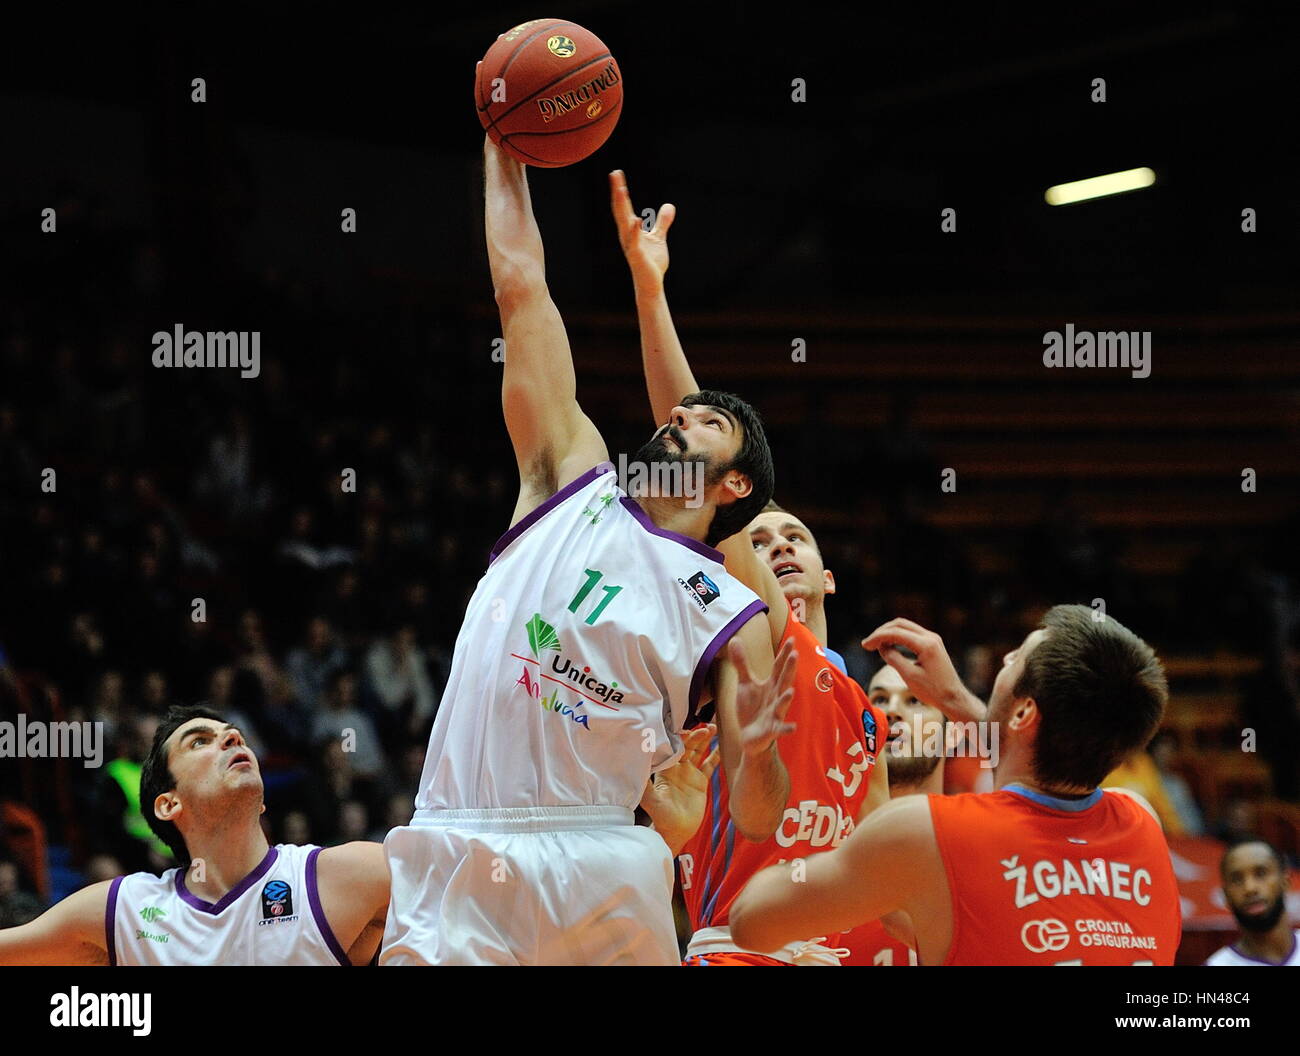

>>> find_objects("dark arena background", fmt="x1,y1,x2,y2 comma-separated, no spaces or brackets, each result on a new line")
1,0,1298,999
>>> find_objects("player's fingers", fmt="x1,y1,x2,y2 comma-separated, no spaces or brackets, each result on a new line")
655,202,676,238
880,645,921,680
609,168,635,225
772,686,796,722
728,637,753,684
862,625,926,655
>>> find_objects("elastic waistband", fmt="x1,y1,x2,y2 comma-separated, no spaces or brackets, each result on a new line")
411,805,634,832
686,926,845,966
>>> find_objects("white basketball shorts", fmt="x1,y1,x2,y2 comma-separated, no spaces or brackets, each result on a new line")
380,806,678,966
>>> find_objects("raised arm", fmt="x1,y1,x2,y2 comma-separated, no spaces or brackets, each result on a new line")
711,627,797,841
486,132,607,527
610,169,697,425
0,880,112,965
611,169,788,644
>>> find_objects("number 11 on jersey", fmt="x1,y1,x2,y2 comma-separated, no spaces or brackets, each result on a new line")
569,569,623,625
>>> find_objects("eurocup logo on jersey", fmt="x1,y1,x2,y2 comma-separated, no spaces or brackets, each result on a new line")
259,880,297,924
678,570,720,611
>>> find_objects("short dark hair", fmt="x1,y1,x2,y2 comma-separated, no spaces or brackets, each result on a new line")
1220,837,1287,881
682,390,774,546
139,704,228,863
1013,605,1167,790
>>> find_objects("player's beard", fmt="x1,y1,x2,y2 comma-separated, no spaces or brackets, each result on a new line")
886,749,942,789
1229,891,1286,933
630,426,726,497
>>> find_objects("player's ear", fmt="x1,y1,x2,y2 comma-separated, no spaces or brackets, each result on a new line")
725,472,753,501
1007,697,1039,732
155,791,181,824
823,569,836,595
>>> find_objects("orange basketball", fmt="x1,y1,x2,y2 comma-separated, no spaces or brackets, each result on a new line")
475,19,623,168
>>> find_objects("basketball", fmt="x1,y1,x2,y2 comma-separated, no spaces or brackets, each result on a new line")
475,18,623,168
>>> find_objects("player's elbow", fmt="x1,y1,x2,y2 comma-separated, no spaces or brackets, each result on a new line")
492,262,547,310
731,801,783,845
729,890,779,954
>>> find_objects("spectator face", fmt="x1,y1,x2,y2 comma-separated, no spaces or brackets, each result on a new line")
1221,842,1289,933
209,666,234,706
283,810,311,845
334,672,357,709
307,617,331,653
338,801,367,841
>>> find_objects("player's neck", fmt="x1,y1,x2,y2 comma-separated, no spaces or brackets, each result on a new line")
634,494,712,546
993,765,1093,800
1235,917,1295,962
789,595,828,644
181,820,271,900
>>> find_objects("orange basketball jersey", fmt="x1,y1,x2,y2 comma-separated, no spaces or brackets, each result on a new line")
929,785,1182,965
837,918,917,966
679,606,886,936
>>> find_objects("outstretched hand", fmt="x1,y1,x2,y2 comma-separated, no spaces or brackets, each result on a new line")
731,636,798,759
640,723,721,854
861,617,987,722
610,169,676,296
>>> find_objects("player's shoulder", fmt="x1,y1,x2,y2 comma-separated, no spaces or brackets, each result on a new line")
1204,945,1240,967
314,841,388,887
1103,786,1162,827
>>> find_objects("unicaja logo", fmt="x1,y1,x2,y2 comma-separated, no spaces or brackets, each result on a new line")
138,907,166,924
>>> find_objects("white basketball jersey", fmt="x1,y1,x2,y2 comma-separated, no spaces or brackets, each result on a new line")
107,844,349,966
417,462,767,812
1205,930,1300,966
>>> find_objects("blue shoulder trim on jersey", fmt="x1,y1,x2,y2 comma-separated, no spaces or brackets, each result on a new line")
488,462,615,565
824,646,848,674
618,496,725,564
305,846,351,966
174,845,279,914
105,875,123,967
1004,782,1102,812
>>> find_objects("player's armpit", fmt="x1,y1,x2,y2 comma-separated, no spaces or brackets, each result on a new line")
855,743,890,825
729,795,933,954
0,879,113,966
315,842,391,965
717,533,788,649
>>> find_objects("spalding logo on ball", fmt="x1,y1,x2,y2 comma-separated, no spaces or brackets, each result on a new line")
476,18,623,168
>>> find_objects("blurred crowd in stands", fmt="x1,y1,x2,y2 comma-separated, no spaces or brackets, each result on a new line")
2,189,1298,924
